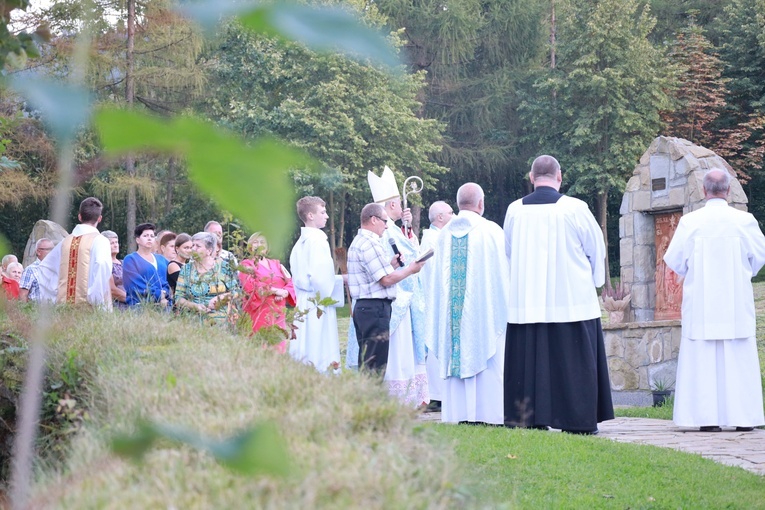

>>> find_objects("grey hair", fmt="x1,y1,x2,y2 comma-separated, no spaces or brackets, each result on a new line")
428,201,450,223
703,169,731,196
100,230,118,241
204,220,221,231
360,203,385,225
1,254,17,268
35,237,53,249
192,232,217,254
7,261,22,272
456,183,484,210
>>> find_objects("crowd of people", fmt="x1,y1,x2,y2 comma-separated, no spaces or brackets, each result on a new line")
2,157,764,434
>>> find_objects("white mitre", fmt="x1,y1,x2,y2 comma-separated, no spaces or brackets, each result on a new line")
367,165,400,204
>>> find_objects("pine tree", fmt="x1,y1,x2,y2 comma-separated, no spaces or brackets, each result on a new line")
519,0,674,282
374,0,549,222
662,21,728,149
715,0,765,182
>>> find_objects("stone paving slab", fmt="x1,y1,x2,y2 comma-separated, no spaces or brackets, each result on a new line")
599,417,765,475
419,413,765,475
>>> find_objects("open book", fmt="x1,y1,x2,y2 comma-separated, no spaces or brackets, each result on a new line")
415,247,434,263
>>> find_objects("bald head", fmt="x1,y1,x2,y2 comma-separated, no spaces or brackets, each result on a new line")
456,183,484,216
530,155,562,190
428,201,454,228
703,169,731,199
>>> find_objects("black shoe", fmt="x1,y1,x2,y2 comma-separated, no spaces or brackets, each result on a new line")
424,400,441,413
503,423,549,430
736,426,754,432
562,429,599,435
700,426,722,432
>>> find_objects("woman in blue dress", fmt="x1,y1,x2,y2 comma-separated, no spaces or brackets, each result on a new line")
123,223,171,308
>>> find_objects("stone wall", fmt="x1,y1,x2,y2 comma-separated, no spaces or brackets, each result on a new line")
618,136,747,322
604,320,680,391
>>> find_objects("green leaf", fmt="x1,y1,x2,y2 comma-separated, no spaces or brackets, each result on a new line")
111,420,290,477
94,108,314,253
206,424,290,476
177,0,398,68
0,234,10,258
239,3,399,68
8,77,91,144
110,422,158,461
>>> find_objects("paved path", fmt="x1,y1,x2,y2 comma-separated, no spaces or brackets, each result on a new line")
419,413,765,475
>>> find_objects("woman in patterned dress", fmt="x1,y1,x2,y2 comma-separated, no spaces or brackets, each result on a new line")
174,232,239,325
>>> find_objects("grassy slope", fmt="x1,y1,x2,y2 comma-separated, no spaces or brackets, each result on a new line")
4,282,765,508
5,307,460,509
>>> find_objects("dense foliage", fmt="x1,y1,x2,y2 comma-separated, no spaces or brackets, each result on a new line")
2,0,765,275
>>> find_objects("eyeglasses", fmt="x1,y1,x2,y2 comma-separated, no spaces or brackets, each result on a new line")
372,215,389,223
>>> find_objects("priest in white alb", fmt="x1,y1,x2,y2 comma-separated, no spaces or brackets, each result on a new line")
426,184,508,424
503,155,613,434
419,200,454,411
663,168,765,432
37,197,113,309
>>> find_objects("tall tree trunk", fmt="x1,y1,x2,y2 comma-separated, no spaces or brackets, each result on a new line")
165,156,176,217
338,193,346,249
329,189,337,270
597,190,611,289
125,0,137,251
411,203,421,238
550,0,556,69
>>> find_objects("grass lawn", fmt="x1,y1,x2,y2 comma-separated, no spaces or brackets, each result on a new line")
2,281,764,507
432,424,765,509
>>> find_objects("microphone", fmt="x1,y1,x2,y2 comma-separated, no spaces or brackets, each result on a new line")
388,238,403,266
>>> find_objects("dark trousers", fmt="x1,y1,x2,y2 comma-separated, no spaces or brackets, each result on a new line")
353,298,392,374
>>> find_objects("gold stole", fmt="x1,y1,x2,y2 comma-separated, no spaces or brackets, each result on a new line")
57,232,99,305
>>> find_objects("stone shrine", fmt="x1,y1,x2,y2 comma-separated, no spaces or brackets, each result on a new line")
606,136,748,397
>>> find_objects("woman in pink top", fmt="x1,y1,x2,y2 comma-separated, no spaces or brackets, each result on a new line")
239,233,296,353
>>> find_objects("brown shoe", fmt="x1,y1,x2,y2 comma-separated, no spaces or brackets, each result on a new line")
700,426,722,432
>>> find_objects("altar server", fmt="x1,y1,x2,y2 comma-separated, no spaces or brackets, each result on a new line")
664,168,765,432
503,155,613,433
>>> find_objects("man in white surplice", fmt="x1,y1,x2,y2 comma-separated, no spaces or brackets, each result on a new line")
38,197,113,310
663,168,765,432
420,200,454,411
503,155,613,433
289,196,342,373
426,184,509,424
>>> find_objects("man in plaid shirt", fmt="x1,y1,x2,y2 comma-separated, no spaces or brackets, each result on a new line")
347,203,425,373
19,238,54,303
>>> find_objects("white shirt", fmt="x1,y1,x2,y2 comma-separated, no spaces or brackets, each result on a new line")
504,191,605,323
37,224,113,309
664,198,765,340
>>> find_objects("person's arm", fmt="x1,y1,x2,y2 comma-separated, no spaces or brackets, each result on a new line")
174,269,208,314
576,201,606,288
379,260,425,287
110,275,126,302
18,267,32,303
